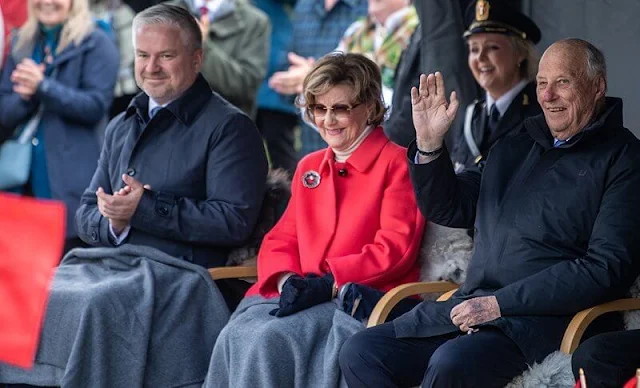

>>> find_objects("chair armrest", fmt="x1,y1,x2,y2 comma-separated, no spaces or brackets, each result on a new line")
367,281,459,328
560,298,640,354
437,288,458,302
208,266,258,280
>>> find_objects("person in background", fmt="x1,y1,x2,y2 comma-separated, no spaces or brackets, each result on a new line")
0,0,119,254
384,0,478,148
173,0,270,118
336,0,418,109
205,53,425,388
451,0,541,172
254,0,298,175
90,0,139,118
269,0,367,157
122,0,162,12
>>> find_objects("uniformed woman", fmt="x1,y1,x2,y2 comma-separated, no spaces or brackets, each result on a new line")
453,0,542,172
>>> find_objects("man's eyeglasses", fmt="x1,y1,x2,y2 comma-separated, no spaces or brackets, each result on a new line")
309,103,360,120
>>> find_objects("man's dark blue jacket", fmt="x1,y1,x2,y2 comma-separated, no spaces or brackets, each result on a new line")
76,74,268,268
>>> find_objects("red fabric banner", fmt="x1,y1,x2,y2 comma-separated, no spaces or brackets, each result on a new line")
0,193,64,368
575,373,639,387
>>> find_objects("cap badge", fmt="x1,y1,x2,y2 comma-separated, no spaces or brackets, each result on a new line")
302,170,321,189
476,0,490,21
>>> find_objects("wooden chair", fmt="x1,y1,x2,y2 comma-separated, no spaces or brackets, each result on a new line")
208,265,257,281
365,281,640,354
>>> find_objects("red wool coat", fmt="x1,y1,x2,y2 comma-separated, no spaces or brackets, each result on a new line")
248,127,426,298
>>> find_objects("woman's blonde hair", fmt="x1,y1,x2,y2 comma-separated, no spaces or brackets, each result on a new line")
14,0,94,55
297,52,387,127
508,35,539,81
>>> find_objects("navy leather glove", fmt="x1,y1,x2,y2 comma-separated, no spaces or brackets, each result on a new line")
270,273,334,317
340,283,420,322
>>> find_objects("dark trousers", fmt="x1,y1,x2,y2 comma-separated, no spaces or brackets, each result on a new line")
572,329,640,388
340,322,528,388
256,109,298,174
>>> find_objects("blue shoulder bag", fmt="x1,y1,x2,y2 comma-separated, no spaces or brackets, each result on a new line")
0,107,44,190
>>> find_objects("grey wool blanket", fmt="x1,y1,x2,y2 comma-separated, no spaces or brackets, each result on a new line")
204,295,365,388
0,244,230,388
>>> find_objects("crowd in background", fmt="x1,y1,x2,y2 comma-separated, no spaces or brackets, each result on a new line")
0,0,463,175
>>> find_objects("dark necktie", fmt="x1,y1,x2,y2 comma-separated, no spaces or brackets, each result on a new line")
487,104,500,133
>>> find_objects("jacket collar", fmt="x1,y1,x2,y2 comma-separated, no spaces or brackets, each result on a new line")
125,73,212,126
525,97,624,150
318,126,388,173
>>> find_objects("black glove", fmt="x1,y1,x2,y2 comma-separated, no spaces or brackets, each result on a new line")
269,273,334,317
340,283,420,322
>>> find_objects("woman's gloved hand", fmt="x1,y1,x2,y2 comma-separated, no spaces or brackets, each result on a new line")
270,273,334,317
340,283,421,322
340,283,385,321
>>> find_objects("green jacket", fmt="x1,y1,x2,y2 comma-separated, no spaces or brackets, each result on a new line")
177,0,270,118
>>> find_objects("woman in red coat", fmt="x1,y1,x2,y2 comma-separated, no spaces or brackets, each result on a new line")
204,53,425,388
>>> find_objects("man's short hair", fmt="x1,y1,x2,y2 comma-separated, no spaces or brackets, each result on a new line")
559,38,607,91
132,3,202,51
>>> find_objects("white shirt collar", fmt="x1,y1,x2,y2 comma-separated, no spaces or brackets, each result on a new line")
485,79,528,117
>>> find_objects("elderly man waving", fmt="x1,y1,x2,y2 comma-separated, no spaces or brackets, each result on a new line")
339,38,640,387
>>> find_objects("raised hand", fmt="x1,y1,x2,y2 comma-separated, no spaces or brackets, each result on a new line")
411,72,459,151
